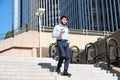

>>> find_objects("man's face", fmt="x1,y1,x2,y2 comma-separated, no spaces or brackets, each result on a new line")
61,17,68,25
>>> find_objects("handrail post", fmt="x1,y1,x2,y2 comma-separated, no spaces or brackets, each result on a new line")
106,38,118,71
12,26,14,38
48,42,57,58
85,43,96,64
69,46,80,63
26,24,28,32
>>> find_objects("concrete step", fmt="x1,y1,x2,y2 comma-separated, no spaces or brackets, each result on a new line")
0,75,55,80
0,56,54,62
0,69,49,73
0,56,118,80
56,75,118,80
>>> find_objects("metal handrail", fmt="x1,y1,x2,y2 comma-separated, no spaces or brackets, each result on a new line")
48,42,57,58
69,45,80,63
106,38,119,71
93,52,106,62
0,25,29,41
85,43,96,64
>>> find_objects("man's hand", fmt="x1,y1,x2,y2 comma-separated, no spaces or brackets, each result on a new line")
66,41,70,44
60,28,65,35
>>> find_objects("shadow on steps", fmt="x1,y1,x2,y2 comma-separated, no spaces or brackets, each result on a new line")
38,63,57,72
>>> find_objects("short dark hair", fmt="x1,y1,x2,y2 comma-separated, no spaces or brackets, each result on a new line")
60,16,68,20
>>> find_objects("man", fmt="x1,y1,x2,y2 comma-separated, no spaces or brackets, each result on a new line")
52,16,71,76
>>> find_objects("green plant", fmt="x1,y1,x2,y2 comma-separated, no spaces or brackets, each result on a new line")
97,37,103,41
4,31,13,39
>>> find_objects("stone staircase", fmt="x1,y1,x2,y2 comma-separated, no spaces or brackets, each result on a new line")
0,56,119,80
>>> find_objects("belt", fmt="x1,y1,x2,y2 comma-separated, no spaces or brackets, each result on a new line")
57,39,68,42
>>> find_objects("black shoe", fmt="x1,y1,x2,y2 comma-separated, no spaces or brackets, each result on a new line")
62,72,71,77
56,69,60,74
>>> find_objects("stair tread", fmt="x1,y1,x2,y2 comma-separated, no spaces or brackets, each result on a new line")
0,56,118,80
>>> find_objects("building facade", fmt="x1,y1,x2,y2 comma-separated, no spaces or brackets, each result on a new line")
13,0,60,33
21,0,29,27
60,0,120,32
29,0,60,30
13,0,120,33
13,0,21,34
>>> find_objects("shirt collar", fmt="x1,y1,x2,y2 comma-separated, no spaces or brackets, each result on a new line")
59,24,66,27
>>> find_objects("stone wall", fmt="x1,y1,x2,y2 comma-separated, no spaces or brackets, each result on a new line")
0,31,102,57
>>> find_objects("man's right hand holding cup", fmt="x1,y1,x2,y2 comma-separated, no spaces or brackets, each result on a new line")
60,28,65,35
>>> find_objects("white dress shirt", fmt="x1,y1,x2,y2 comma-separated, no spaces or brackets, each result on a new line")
52,24,69,40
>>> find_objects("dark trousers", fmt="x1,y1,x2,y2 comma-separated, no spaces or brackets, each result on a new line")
56,40,70,72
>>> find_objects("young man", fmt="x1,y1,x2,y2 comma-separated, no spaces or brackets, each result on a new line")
52,16,71,76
